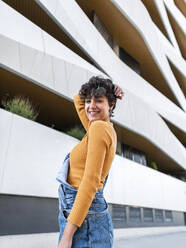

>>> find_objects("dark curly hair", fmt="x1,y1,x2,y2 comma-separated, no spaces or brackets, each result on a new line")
79,76,117,117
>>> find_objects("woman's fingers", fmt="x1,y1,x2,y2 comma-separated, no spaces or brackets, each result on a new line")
114,84,124,99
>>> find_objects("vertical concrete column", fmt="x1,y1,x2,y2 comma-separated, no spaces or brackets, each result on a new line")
113,40,120,56
163,210,166,223
152,209,156,223
140,207,144,223
126,206,130,223
108,203,113,217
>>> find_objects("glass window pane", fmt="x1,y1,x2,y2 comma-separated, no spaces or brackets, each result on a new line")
129,207,141,222
165,210,173,222
112,204,126,222
155,209,163,222
144,208,153,222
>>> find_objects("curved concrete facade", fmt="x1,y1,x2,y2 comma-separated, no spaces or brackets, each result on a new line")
0,1,185,170
0,108,186,212
0,0,186,244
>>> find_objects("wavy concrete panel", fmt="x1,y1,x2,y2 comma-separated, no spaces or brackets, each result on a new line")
0,109,186,212
36,0,186,113
20,44,55,89
33,0,186,132
0,2,185,169
105,155,186,212
0,109,78,197
1,32,186,170
164,0,186,34
0,1,101,77
155,24,186,78
111,0,186,111
0,109,12,191
0,34,20,72
114,95,186,169
154,0,181,54
0,1,43,52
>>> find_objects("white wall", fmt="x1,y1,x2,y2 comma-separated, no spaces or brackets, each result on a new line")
105,155,186,212
0,109,186,212
0,109,78,197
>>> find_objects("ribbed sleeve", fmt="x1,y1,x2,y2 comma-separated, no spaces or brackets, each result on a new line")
67,120,112,227
73,95,89,131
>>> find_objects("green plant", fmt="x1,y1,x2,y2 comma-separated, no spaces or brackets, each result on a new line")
2,95,39,121
66,126,86,140
180,177,186,182
116,147,122,156
116,142,122,156
150,161,158,170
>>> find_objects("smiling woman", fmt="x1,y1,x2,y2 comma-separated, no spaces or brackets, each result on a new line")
57,76,124,248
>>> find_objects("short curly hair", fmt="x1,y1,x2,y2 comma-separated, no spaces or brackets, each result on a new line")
79,76,117,117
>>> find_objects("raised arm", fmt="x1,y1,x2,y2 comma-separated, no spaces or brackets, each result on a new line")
67,120,111,227
73,94,89,131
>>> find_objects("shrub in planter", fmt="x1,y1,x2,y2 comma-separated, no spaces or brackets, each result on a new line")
116,146,122,156
66,126,86,140
1,95,39,121
150,161,158,170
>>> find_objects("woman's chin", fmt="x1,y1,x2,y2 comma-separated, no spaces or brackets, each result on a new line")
89,116,100,122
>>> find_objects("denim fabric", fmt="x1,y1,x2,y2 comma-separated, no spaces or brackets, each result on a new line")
56,153,114,247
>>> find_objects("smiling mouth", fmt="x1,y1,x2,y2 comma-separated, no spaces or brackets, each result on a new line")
89,111,100,116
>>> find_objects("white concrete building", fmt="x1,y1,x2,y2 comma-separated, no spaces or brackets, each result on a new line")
0,0,186,246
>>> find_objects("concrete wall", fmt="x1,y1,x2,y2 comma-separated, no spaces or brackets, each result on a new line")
1,109,186,212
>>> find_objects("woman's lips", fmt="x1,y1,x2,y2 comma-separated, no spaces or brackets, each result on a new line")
89,111,99,116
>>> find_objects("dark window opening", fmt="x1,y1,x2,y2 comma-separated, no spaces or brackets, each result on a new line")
91,11,140,75
144,208,153,222
119,47,140,75
92,11,113,49
112,204,126,223
129,207,141,222
165,210,173,222
155,209,163,222
121,144,147,166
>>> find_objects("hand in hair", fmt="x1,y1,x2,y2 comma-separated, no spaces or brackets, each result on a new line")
114,85,124,100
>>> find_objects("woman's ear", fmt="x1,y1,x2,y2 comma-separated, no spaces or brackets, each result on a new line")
110,103,115,110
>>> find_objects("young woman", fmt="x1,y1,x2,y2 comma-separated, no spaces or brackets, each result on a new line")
57,76,124,248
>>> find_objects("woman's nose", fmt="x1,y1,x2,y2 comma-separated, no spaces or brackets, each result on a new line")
90,100,96,108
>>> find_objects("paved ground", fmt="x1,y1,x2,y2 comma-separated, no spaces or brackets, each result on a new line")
114,227,186,248
1,226,186,248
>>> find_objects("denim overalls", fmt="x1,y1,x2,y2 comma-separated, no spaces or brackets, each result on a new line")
56,153,113,248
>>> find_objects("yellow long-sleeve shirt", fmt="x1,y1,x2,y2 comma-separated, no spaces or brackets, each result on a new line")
67,94,117,227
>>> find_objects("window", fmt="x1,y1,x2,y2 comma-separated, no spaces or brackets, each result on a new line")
129,207,141,222
122,144,147,166
144,208,153,222
92,11,113,48
112,204,126,222
165,210,173,222
119,47,140,75
155,209,163,222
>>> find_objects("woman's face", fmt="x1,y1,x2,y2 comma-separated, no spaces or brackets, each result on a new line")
85,95,111,122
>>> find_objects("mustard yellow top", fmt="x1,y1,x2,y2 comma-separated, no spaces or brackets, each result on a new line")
67,94,117,227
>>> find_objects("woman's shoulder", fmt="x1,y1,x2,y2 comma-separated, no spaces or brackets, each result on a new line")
89,120,115,136
89,120,112,129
